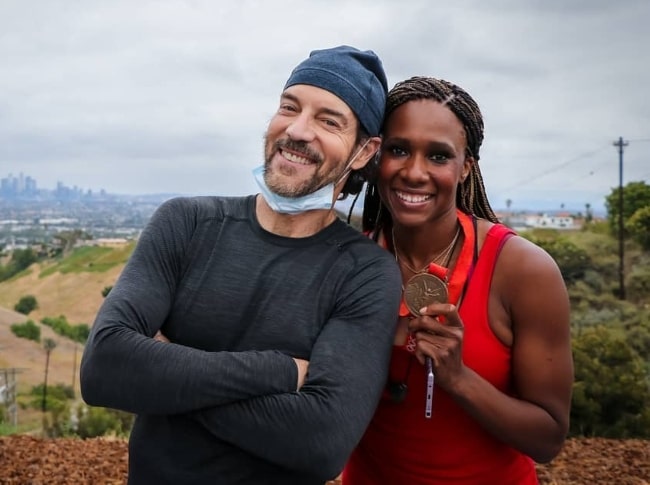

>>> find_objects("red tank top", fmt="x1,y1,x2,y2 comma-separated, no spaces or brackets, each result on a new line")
343,222,538,485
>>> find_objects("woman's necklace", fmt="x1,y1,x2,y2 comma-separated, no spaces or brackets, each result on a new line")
391,224,461,276
391,211,475,319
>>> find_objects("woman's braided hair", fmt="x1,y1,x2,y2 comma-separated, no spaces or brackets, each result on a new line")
362,76,498,232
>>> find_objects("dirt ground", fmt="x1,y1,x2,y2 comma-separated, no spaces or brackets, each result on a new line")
0,435,648,484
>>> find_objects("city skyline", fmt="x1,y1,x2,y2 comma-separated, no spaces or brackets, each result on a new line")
0,171,110,198
0,170,612,215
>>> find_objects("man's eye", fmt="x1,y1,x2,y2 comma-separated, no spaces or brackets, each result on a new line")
321,118,340,128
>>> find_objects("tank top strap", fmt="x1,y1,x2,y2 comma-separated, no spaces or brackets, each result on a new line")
464,223,516,299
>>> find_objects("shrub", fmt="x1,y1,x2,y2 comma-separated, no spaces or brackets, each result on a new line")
41,315,90,344
30,383,75,401
626,265,650,305
570,325,650,438
14,295,38,315
74,405,135,438
10,320,40,342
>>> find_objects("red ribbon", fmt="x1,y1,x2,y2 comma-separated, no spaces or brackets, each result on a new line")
397,210,475,317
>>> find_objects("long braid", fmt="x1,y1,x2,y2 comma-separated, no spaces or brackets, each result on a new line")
363,77,498,233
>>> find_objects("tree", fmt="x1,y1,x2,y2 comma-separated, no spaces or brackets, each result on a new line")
42,338,57,413
626,206,650,251
101,286,113,298
52,229,91,256
605,181,650,237
0,248,37,282
14,295,38,315
11,248,37,272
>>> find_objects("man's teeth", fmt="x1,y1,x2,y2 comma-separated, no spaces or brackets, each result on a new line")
396,191,432,203
283,150,311,165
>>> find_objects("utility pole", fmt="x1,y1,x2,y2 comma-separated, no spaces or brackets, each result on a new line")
613,136,628,300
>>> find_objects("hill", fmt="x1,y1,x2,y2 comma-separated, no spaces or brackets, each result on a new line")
0,244,131,394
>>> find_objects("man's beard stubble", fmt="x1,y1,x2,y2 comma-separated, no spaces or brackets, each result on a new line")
263,137,345,198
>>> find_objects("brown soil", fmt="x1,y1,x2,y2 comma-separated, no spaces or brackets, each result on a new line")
0,435,648,484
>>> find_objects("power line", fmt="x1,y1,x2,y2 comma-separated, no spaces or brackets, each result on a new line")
548,158,614,192
500,145,610,193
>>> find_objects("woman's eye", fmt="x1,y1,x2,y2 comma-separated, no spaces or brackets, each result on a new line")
387,146,407,156
429,153,449,163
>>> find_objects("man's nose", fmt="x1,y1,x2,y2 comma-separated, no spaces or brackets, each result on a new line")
285,113,316,142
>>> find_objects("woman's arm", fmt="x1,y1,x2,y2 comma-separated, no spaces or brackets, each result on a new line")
409,235,573,463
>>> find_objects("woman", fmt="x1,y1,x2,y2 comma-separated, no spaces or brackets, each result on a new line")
342,77,574,484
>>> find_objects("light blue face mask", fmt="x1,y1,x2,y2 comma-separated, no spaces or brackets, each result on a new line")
253,141,370,215
253,165,337,214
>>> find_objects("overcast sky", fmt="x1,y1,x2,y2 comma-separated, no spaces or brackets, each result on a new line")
1,0,648,212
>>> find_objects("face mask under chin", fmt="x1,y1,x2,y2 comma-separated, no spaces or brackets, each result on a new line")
252,165,337,214
253,140,370,215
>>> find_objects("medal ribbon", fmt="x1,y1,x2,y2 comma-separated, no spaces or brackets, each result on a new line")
398,209,475,318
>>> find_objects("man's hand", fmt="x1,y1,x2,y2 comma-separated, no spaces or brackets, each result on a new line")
293,358,309,390
154,331,170,343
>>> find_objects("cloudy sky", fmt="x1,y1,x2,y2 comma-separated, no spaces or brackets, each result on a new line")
1,0,648,212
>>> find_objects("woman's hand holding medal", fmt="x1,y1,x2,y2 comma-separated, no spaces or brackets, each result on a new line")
407,301,466,392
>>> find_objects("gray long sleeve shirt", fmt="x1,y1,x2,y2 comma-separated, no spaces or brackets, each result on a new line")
80,195,401,484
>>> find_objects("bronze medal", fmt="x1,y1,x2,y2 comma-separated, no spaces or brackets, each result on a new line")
403,273,448,316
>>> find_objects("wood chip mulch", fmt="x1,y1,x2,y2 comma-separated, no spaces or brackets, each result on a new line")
0,435,648,484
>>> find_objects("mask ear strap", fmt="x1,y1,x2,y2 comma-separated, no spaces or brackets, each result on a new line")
335,139,372,186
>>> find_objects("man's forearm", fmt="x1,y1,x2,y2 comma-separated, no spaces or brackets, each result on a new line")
81,326,298,414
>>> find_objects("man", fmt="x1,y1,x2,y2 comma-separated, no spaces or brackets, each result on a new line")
80,45,402,485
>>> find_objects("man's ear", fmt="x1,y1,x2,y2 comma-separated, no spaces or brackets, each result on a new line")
349,136,382,170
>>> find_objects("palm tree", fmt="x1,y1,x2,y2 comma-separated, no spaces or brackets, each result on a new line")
42,338,57,412
505,199,513,226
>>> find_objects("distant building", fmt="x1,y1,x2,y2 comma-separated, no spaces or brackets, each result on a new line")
39,218,79,225
497,211,578,231
0,172,38,197
80,238,131,247
523,213,575,229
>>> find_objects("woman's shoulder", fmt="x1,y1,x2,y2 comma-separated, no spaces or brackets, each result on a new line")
479,220,562,282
